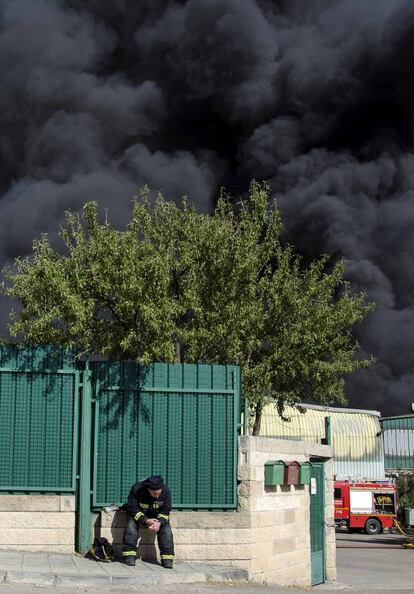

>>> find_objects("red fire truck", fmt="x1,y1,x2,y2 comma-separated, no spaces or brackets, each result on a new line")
334,480,397,534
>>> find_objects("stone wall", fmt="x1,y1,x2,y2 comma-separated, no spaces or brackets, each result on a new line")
96,436,336,588
97,509,253,566
0,495,75,553
238,436,336,586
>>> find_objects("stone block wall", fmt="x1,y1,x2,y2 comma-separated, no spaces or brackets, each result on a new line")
238,436,336,586
95,436,335,588
96,509,253,565
0,495,76,553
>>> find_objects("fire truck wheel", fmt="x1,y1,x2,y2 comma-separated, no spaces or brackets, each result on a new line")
365,518,381,535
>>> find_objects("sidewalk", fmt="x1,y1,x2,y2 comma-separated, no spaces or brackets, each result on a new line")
0,550,249,588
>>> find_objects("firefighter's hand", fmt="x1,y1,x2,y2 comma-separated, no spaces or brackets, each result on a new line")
146,519,160,532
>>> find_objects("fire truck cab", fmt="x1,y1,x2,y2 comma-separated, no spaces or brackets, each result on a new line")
334,480,396,535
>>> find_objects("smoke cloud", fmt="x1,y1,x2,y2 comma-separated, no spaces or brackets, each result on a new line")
1,0,413,415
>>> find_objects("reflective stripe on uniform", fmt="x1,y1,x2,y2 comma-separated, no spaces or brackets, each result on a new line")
134,511,144,521
122,551,137,557
139,503,149,509
160,554,174,559
158,514,169,521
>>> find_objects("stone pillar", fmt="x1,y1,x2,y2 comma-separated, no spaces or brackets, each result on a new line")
238,436,312,586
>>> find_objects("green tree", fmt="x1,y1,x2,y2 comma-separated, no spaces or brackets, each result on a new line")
183,183,373,433
397,473,414,510
2,182,372,433
2,190,199,363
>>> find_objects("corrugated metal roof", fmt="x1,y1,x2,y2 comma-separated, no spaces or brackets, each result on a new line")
380,415,414,471
260,403,385,479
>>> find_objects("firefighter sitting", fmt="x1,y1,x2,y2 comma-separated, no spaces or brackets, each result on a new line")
122,475,175,569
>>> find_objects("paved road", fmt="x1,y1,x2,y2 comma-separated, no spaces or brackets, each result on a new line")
336,532,407,550
334,530,414,591
336,529,409,548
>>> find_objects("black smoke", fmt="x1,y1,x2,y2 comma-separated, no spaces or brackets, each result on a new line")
1,0,414,415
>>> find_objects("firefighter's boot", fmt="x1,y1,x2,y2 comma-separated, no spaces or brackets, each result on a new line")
124,556,136,566
158,523,174,569
161,559,173,569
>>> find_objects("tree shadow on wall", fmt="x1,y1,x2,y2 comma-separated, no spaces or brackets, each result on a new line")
92,360,151,433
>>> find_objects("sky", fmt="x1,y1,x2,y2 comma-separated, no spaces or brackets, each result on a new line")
1,0,414,415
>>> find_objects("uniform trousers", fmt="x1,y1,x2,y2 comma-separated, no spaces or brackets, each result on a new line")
122,516,175,560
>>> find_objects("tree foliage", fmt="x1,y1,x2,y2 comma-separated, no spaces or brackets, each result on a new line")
397,473,414,510
2,182,373,433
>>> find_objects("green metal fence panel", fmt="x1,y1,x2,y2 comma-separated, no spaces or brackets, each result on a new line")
0,346,79,492
92,362,240,509
0,344,76,372
381,415,414,471
0,346,242,512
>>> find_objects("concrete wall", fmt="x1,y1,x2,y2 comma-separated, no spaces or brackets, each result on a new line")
96,436,336,588
0,495,76,553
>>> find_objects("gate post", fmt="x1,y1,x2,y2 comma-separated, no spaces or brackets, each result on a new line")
324,416,331,446
310,461,326,586
76,363,92,555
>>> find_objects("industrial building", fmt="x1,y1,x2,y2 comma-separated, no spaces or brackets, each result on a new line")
381,414,414,473
260,403,385,480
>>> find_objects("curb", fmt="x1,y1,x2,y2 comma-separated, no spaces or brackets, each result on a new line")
1,566,250,588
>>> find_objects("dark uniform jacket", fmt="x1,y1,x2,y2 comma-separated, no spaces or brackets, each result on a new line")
124,481,172,527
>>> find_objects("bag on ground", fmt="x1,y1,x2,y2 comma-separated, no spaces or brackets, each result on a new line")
89,537,115,562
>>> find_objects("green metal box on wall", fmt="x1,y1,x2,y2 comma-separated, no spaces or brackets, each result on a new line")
264,460,285,486
299,461,312,485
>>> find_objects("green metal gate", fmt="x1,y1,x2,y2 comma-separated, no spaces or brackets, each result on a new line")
0,346,80,492
91,362,241,510
309,461,326,586
0,347,242,554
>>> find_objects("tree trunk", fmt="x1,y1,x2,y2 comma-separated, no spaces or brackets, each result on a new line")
175,341,181,363
252,402,263,436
